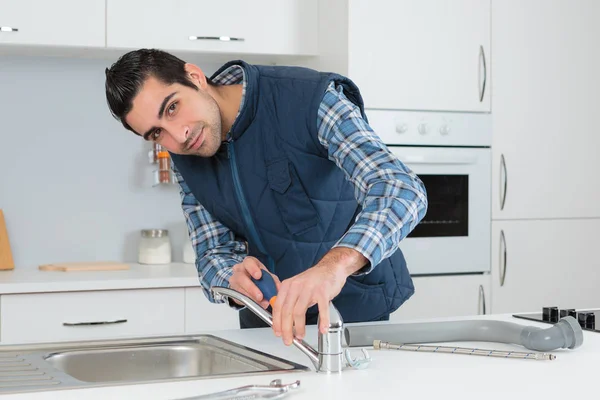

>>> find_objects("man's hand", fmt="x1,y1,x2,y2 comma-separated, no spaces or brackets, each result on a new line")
230,256,281,309
271,247,367,346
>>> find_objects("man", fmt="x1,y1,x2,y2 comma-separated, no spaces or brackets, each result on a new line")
104,49,428,346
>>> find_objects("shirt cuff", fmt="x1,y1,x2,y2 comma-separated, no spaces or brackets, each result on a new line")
332,225,386,275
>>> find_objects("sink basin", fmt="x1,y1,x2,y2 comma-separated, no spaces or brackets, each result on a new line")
0,334,309,395
44,336,299,383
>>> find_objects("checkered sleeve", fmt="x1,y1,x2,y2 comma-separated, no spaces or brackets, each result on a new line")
317,82,428,274
172,162,247,305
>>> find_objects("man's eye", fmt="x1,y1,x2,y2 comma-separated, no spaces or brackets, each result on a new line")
152,129,162,140
167,102,178,116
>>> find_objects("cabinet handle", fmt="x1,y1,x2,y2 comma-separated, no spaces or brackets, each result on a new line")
499,230,507,287
478,45,487,102
500,153,508,210
188,36,244,42
0,27,19,32
63,319,127,326
478,285,486,315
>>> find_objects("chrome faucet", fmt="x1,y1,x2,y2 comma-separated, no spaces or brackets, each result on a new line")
210,286,370,373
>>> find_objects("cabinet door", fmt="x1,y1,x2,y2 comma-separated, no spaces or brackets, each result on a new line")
491,219,600,315
107,0,318,56
185,288,240,332
389,274,490,322
491,0,600,220
348,0,490,112
0,0,105,47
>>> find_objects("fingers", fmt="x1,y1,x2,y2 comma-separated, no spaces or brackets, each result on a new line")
280,287,296,346
318,297,330,334
274,280,314,345
230,257,270,305
292,289,313,341
242,256,265,280
271,283,287,338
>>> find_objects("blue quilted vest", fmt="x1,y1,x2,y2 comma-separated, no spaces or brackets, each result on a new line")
170,60,414,323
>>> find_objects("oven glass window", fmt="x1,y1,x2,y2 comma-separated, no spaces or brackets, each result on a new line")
408,174,468,237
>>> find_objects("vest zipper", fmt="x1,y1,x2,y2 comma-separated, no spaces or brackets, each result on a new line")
226,141,275,272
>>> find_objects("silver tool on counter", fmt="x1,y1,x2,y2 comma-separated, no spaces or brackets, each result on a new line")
173,379,300,400
373,340,556,361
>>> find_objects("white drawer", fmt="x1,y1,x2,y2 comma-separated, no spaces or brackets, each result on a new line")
0,288,185,344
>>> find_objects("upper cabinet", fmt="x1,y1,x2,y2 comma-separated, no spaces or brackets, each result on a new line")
491,0,600,220
0,0,105,48
106,0,318,56
347,0,491,112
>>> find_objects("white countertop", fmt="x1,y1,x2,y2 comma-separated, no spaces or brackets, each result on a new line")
1,313,597,400
0,263,200,294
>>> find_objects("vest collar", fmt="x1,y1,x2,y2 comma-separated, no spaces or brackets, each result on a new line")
209,60,259,142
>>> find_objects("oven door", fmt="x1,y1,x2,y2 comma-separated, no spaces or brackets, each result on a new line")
388,146,491,275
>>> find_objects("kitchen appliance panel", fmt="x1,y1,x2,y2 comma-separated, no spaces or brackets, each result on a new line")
390,146,491,275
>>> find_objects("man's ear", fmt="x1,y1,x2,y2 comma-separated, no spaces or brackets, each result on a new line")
184,63,208,90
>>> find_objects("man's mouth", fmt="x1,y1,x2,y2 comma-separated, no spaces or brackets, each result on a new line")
186,128,204,151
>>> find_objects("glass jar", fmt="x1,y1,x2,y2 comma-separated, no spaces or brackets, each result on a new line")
138,229,172,264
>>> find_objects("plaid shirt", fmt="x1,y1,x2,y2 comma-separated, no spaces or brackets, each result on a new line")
172,65,428,304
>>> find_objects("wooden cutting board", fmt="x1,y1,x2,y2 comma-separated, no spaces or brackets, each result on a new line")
39,262,130,272
0,210,15,270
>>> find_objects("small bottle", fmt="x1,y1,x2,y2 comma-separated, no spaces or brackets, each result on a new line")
157,150,172,184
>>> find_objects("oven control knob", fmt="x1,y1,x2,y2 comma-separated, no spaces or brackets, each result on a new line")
395,123,408,134
440,125,451,135
417,123,429,135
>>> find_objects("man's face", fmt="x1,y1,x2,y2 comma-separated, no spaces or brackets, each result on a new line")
125,67,223,157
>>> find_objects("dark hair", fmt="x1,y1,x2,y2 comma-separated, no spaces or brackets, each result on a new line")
104,48,201,133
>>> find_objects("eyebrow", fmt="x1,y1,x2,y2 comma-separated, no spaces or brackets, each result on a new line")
141,91,178,140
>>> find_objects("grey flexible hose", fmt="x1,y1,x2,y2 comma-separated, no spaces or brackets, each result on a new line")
344,316,584,352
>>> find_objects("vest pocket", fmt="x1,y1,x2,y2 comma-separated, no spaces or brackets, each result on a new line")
267,158,320,235
333,277,391,322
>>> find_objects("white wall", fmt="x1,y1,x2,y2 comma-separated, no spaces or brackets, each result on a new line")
0,54,222,268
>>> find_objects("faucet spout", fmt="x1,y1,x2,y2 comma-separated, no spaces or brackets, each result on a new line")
210,286,320,369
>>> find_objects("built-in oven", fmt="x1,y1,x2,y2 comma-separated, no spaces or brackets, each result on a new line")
365,110,492,275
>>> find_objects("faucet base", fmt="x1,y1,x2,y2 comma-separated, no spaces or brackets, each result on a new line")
317,352,345,373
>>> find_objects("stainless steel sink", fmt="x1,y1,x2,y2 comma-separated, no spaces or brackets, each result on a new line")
0,334,309,395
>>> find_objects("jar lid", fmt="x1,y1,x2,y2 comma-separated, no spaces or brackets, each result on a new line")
141,229,169,238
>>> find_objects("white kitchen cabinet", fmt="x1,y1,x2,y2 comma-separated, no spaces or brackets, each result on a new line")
0,0,105,48
490,219,600,315
185,287,240,332
107,0,318,56
0,288,185,344
347,0,490,112
491,0,600,220
389,274,490,322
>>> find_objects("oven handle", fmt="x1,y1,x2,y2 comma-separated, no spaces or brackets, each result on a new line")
398,155,478,165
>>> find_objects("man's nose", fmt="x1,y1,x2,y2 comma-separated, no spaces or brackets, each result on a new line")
171,125,190,144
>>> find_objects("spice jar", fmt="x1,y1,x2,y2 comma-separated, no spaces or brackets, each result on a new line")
138,229,172,264
157,151,171,184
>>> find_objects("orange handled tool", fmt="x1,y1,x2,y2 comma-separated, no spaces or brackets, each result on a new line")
251,269,278,307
